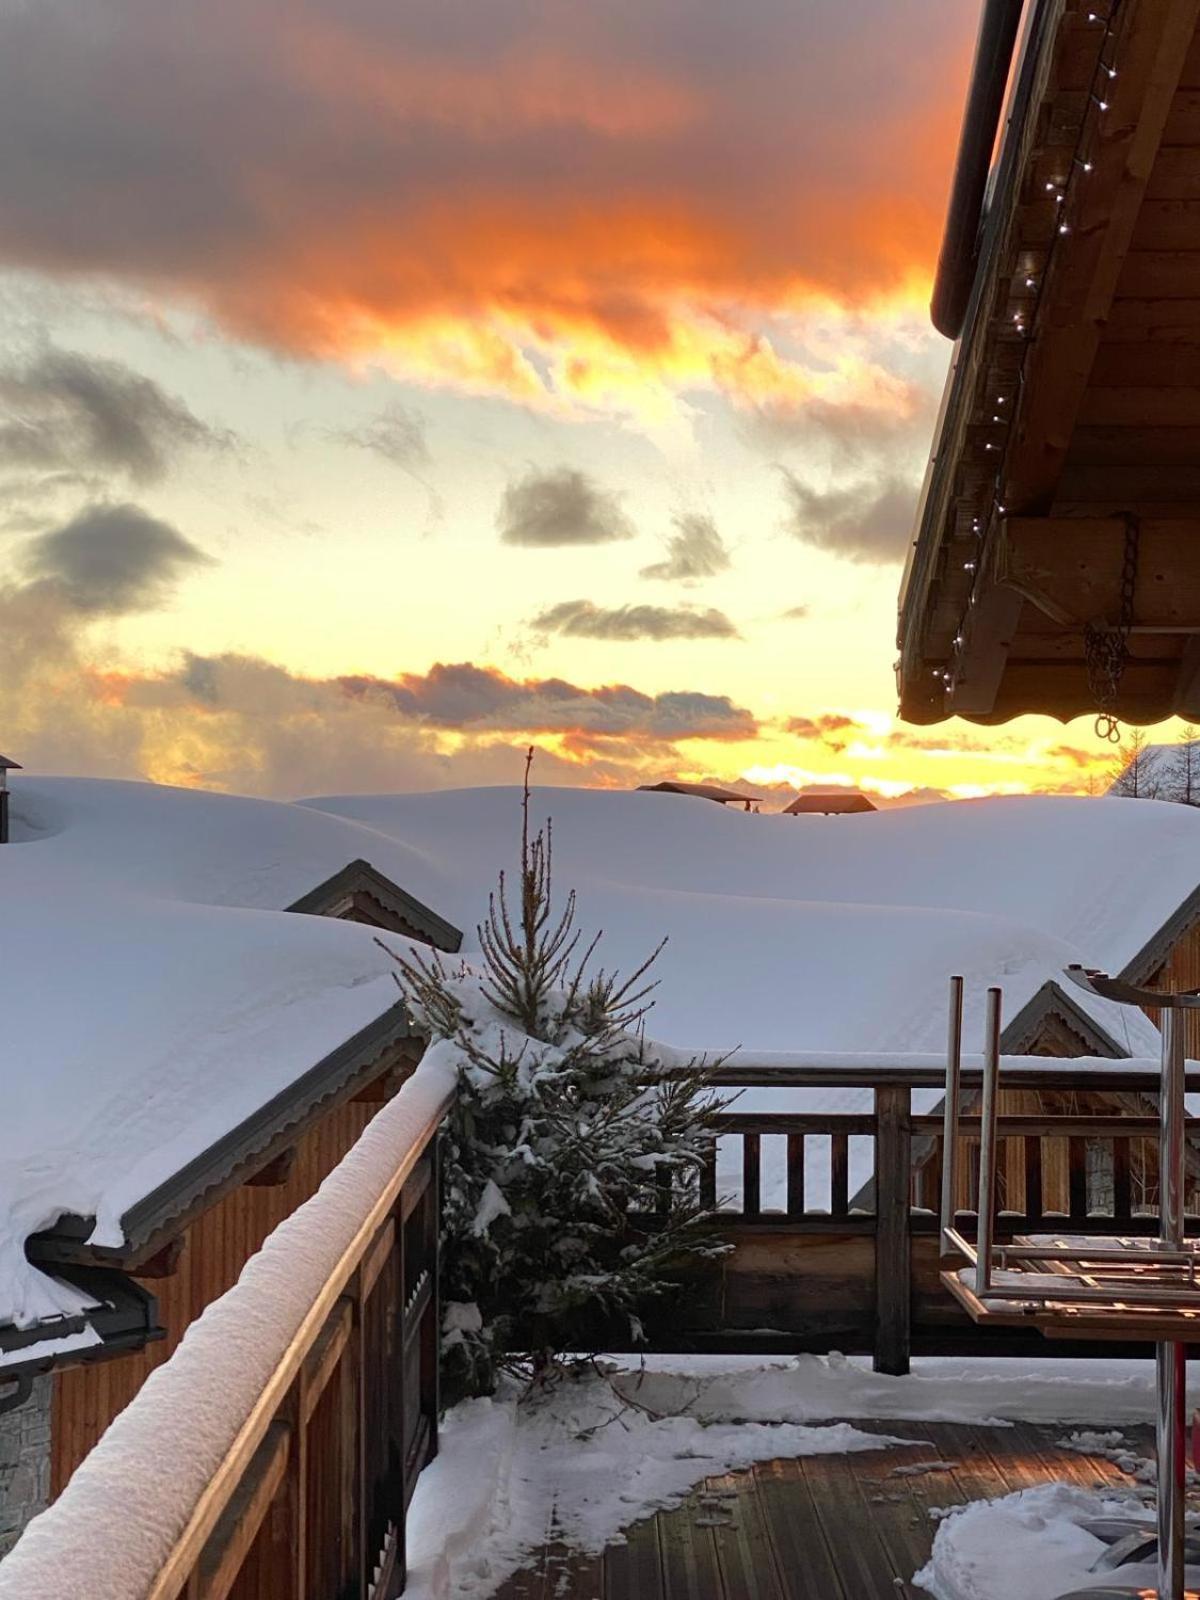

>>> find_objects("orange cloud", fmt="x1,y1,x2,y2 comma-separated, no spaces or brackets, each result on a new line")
0,0,976,406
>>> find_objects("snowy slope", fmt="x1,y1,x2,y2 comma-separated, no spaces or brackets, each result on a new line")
8,776,449,914
303,787,1181,1054
0,777,1183,1334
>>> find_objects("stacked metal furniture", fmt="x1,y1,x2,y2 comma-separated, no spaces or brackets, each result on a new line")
940,968,1200,1600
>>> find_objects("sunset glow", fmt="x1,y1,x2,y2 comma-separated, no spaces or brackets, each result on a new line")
0,0,1165,801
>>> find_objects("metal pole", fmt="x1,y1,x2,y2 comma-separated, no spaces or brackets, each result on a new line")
974,987,1002,1298
1161,1010,1187,1252
1159,1008,1188,1600
940,976,964,1253
1157,1338,1186,1600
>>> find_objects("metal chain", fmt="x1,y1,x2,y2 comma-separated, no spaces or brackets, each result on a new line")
1083,512,1140,743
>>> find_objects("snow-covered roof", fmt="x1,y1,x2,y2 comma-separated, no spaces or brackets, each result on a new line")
302,787,1196,1054
8,776,450,915
3,777,1194,1348
0,778,464,1343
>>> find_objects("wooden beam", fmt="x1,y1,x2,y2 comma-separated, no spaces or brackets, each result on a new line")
1089,343,1200,386
193,1424,290,1600
1004,0,1200,512
944,583,1026,717
1147,144,1200,199
300,1299,353,1427
1078,386,1200,425
245,1147,296,1187
1173,634,1200,717
999,514,1200,629
873,1084,911,1378
133,1235,188,1279
1117,249,1200,298
351,1067,401,1105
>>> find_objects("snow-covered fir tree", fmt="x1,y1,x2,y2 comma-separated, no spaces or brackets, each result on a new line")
382,754,726,1401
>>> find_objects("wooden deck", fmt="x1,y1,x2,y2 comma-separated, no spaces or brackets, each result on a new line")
493,1420,1158,1600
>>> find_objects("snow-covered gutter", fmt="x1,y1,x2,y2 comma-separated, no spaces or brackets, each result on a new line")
0,1057,456,1600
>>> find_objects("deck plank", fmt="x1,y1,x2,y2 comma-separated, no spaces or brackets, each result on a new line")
657,1485,725,1600
605,1515,664,1600
796,1450,907,1598
751,1457,847,1600
702,1470,785,1600
492,1421,1157,1600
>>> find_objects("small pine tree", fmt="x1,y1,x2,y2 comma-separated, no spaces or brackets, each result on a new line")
382,753,726,1401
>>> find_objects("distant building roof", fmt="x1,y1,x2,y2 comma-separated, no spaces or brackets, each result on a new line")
0,754,21,770
637,781,762,806
784,790,877,816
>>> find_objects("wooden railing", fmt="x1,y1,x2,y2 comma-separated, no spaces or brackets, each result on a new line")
160,1127,443,1600
643,1060,1200,1374
0,1073,453,1600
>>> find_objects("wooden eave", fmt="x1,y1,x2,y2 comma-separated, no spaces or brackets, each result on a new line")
27,1002,423,1276
285,857,463,952
899,0,1200,725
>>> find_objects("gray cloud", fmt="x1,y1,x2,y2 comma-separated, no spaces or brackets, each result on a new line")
779,470,918,564
640,511,730,582
336,660,755,739
498,467,633,547
334,401,430,471
0,348,228,483
532,598,739,642
22,502,214,614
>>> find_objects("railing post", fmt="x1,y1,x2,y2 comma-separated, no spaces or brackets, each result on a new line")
873,1081,912,1376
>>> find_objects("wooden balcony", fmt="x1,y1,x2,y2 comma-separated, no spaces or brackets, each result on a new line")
5,1057,1195,1600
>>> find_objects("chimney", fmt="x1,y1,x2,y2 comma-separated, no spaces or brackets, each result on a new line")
0,755,21,843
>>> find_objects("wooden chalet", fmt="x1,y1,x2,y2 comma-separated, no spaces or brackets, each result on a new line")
783,790,877,815
899,0,1200,730
637,780,764,807
0,854,461,1561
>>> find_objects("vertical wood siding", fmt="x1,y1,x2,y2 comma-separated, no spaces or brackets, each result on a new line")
50,1095,383,1496
1144,920,1200,1058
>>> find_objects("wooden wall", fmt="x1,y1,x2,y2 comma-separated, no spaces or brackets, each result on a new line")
1143,919,1200,1058
50,1086,394,1496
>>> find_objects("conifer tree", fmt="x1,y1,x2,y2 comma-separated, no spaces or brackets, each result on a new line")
382,752,726,1400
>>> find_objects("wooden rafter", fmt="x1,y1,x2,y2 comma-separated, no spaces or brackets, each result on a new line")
1004,0,1200,513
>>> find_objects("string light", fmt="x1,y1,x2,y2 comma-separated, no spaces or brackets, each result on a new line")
940,2,1119,701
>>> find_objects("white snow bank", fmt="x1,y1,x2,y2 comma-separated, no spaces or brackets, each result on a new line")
402,1366,904,1600
0,1057,455,1600
403,1351,1184,1599
304,787,1200,983
304,786,1176,1058
8,776,447,914
916,1483,1184,1600
609,1352,1183,1426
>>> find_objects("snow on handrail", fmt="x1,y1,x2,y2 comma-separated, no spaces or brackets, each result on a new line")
0,1057,456,1600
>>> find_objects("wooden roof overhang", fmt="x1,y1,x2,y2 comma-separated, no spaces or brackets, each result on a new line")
898,0,1200,726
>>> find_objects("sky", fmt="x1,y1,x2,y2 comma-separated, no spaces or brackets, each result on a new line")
0,0,1153,803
